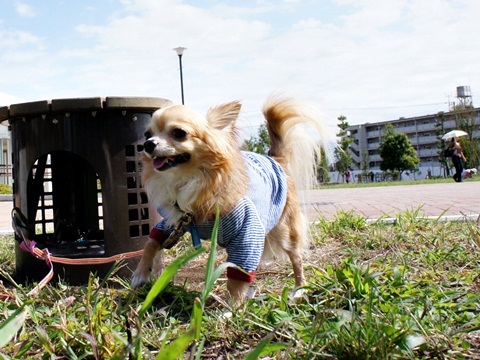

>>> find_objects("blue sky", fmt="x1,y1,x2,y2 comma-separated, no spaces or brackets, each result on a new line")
1,0,479,137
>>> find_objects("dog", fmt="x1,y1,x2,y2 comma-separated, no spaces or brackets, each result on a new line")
131,96,330,302
462,168,477,180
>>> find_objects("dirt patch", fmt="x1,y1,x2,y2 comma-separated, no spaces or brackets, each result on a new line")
164,240,345,297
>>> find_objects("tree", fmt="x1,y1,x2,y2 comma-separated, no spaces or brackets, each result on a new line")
360,150,370,176
242,122,329,184
434,112,451,177
334,115,353,180
316,148,331,183
242,123,270,154
451,102,480,169
378,124,419,180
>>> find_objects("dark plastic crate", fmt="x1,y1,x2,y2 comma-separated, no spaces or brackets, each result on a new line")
1,96,169,284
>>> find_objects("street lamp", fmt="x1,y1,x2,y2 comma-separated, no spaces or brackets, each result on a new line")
173,47,187,104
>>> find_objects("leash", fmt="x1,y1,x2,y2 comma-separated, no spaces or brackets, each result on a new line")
11,205,201,296
11,208,144,296
163,211,202,250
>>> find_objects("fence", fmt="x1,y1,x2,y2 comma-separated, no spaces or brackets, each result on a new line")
0,164,12,185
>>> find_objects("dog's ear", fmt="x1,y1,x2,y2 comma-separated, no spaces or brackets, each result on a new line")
206,101,241,132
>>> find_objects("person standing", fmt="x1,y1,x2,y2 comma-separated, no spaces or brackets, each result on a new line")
369,171,374,182
451,137,466,182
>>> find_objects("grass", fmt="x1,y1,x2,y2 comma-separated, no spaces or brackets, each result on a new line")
318,175,480,189
1,209,480,359
0,184,12,195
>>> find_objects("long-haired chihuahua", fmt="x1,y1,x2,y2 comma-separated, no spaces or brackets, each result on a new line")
131,96,330,302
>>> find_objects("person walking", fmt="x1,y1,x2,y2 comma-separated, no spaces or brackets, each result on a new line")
345,171,352,184
450,137,466,182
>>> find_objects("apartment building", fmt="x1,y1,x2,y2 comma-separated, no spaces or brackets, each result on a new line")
347,107,480,177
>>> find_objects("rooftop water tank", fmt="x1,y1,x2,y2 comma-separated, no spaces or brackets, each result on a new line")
456,86,471,98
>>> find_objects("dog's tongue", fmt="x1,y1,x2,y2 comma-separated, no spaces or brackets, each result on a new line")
153,157,174,169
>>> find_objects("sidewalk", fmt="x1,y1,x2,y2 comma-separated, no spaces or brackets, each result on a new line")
1,182,479,234
307,181,480,222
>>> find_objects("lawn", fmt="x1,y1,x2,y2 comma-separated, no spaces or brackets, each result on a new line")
318,174,480,190
1,209,480,359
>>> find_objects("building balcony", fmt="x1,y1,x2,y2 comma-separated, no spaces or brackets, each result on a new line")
407,136,438,145
417,148,440,157
365,118,467,140
365,130,381,137
367,142,380,150
350,146,360,157
368,154,382,162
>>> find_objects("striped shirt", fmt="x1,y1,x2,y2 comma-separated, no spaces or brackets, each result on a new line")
153,151,287,272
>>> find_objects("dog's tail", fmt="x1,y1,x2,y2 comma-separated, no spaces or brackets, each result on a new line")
263,96,331,196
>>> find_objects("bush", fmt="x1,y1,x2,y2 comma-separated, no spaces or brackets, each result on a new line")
0,184,12,194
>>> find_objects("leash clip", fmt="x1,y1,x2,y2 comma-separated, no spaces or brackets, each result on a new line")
163,212,198,248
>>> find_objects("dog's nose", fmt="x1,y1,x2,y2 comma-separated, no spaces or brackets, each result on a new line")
143,139,158,154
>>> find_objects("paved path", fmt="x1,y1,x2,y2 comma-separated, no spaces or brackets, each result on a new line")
0,182,479,234
307,181,480,221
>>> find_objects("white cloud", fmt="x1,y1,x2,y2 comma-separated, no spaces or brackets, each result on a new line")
14,1,36,17
0,91,25,106
0,0,479,135
0,29,42,48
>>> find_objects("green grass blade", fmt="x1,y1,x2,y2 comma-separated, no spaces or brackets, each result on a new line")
0,305,28,348
154,328,196,360
194,339,205,360
191,297,203,340
203,262,237,304
201,206,237,303
202,206,220,301
139,247,205,318
243,331,276,360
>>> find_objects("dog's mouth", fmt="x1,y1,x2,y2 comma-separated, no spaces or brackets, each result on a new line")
153,153,191,171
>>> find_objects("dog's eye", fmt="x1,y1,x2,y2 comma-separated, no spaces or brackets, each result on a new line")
144,130,152,139
172,128,187,140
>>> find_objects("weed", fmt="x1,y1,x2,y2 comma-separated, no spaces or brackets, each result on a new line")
313,209,367,240
1,211,480,358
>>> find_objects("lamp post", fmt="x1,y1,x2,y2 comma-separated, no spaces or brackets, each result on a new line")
173,47,187,104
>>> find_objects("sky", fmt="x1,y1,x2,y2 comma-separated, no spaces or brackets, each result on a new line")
1,0,479,138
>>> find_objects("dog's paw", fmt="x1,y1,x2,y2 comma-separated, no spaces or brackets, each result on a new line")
131,269,150,289
289,287,306,300
221,310,233,319
247,285,256,299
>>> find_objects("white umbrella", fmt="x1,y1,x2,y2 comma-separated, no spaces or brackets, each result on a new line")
442,130,468,140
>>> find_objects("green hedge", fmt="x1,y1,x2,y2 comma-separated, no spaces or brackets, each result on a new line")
0,184,12,194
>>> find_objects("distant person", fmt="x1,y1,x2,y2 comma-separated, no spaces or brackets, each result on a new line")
345,171,352,184
461,168,477,180
450,137,466,182
369,171,374,182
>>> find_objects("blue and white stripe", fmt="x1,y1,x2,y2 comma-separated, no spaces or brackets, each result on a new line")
153,151,288,272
